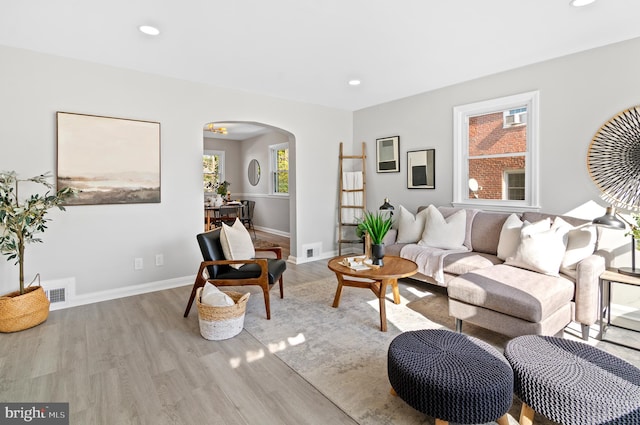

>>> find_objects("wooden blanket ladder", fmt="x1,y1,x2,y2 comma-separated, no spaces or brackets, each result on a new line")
338,142,366,255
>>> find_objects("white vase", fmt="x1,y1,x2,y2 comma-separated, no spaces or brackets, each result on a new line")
214,194,223,207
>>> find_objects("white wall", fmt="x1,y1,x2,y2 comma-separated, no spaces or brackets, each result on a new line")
353,36,640,267
0,45,352,298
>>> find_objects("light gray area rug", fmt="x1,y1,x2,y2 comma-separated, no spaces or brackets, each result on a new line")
239,278,512,425
238,277,638,425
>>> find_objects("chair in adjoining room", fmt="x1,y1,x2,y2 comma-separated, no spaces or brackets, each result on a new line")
215,205,241,227
183,226,286,320
240,200,256,238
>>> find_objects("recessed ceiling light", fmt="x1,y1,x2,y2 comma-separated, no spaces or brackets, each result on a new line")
139,25,160,36
348,79,361,86
570,0,596,7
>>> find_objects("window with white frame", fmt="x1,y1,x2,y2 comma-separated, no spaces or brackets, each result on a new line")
453,91,539,211
269,143,289,195
203,150,225,193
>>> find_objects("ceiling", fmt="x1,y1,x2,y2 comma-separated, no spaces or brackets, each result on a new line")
2,1,640,111
203,122,272,141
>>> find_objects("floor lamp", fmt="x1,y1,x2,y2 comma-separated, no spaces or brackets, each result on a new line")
588,105,640,277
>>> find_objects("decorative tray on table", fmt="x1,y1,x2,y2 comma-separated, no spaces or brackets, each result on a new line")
340,256,380,271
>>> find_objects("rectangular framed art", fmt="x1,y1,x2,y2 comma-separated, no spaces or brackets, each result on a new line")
407,149,435,189
376,136,400,173
56,112,161,205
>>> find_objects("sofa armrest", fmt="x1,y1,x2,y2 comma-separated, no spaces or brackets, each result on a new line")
382,229,397,246
573,253,606,326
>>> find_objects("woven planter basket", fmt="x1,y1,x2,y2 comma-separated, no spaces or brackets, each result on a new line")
0,286,50,333
196,288,250,340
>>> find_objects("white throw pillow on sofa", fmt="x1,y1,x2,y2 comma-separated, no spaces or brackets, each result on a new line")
552,217,598,273
497,213,524,260
220,218,255,269
395,205,429,243
505,219,568,276
418,205,466,250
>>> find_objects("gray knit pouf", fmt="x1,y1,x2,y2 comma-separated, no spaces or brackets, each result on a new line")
504,335,640,425
387,329,514,424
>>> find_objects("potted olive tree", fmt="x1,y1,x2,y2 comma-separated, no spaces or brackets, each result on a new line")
0,171,75,332
357,211,393,266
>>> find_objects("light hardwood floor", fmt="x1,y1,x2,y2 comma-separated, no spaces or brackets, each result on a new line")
0,232,356,425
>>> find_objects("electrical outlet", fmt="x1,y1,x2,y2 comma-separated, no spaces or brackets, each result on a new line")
155,254,164,266
134,257,144,270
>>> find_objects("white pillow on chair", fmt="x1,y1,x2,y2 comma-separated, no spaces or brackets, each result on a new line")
220,218,256,269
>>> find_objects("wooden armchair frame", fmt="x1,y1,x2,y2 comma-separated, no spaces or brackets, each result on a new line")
183,246,284,320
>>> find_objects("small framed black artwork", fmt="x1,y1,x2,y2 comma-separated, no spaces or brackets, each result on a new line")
407,149,435,189
376,136,400,173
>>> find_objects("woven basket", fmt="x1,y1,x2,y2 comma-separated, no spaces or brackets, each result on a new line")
196,288,250,340
0,286,50,333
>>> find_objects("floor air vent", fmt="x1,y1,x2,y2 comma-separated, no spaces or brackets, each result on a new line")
40,278,75,310
302,242,322,261
45,287,66,304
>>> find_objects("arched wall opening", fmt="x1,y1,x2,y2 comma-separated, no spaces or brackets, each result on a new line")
202,120,297,259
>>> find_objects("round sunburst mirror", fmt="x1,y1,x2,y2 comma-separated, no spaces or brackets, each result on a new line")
587,105,640,211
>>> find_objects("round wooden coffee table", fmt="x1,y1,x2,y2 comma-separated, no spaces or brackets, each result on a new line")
328,255,418,331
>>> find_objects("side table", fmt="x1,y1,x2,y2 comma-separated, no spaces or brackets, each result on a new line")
328,255,417,331
598,268,640,348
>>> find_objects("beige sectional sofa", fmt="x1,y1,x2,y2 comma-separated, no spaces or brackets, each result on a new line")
383,205,605,340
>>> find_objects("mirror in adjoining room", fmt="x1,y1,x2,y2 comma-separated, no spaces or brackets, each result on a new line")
248,159,260,186
202,121,294,258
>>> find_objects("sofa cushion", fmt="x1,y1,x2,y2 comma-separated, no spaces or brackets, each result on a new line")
418,205,466,250
447,264,575,323
470,211,515,256
395,205,429,243
443,252,503,276
522,212,590,228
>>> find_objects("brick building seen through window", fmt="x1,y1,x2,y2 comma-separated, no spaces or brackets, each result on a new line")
468,109,526,200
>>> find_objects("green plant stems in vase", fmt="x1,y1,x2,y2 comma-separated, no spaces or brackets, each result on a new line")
357,211,393,266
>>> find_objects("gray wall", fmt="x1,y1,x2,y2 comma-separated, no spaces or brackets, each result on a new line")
354,36,640,216
0,45,351,298
240,130,291,234
353,36,640,267
203,130,291,234
203,135,243,198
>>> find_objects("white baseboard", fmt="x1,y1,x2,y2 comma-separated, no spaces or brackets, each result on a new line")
254,225,289,238
60,276,195,310
288,251,336,264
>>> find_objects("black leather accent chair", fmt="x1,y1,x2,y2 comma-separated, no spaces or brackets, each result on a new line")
183,228,286,319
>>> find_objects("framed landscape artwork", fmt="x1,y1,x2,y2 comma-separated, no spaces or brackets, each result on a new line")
376,136,400,173
56,112,161,205
407,149,435,189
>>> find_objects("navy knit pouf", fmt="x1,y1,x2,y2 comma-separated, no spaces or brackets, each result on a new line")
505,335,640,425
387,329,513,424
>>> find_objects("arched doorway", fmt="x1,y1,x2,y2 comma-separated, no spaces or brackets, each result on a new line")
202,121,296,259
